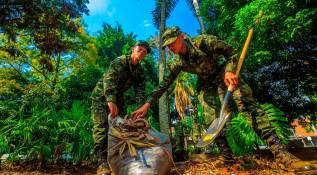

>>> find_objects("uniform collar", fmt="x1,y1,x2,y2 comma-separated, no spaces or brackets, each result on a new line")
180,39,197,59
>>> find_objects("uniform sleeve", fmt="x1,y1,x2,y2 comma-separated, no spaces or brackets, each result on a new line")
134,67,146,105
146,55,184,104
103,59,124,103
200,35,238,73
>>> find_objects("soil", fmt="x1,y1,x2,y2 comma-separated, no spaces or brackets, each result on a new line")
1,151,316,175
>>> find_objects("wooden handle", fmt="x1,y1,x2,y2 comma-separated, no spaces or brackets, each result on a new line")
235,28,254,77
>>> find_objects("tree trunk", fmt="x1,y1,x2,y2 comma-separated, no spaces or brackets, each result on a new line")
158,0,170,135
192,0,206,34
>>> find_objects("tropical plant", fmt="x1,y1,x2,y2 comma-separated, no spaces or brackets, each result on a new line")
185,0,206,33
57,100,93,164
0,106,56,165
152,0,171,134
260,103,292,143
173,72,195,119
95,23,136,69
227,113,264,155
226,103,291,155
0,100,93,166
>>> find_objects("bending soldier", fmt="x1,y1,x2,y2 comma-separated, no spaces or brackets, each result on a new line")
132,26,316,173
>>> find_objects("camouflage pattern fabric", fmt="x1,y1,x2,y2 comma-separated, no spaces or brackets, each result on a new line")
91,55,146,158
148,34,273,139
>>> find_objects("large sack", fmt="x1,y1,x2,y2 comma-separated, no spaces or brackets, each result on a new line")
107,116,173,175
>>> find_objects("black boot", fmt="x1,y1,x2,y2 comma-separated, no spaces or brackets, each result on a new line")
267,134,317,173
216,137,234,164
96,149,111,175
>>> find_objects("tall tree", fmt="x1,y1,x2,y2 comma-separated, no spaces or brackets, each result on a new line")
95,22,136,69
0,0,90,91
186,0,206,33
152,0,179,134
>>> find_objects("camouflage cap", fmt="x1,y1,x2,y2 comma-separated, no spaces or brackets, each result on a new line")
162,26,181,47
134,40,151,54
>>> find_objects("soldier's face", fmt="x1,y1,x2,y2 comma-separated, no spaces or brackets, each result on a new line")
167,35,185,54
131,46,147,64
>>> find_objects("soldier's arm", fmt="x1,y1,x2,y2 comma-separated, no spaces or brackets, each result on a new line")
202,36,238,73
146,56,183,105
103,59,124,104
134,67,146,105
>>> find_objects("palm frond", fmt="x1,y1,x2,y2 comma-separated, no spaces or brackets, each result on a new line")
174,72,194,119
185,0,199,17
151,0,180,29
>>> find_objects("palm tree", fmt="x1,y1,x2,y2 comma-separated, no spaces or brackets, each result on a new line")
152,0,179,135
151,0,206,135
186,0,206,33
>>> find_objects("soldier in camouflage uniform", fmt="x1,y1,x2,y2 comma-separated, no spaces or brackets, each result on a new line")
91,41,151,175
132,27,316,172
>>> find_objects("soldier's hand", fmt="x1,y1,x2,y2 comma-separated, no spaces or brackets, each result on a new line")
107,102,119,119
131,103,151,120
224,71,238,90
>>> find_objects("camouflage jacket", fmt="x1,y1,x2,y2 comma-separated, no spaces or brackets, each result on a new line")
147,34,238,104
92,55,146,105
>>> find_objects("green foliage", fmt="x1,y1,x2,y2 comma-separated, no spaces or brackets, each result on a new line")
261,103,292,143
148,115,160,131
179,116,194,135
0,106,56,162
0,0,88,54
57,100,93,163
226,103,291,155
0,68,25,98
0,99,20,119
0,101,93,163
227,113,264,155
95,23,136,69
151,0,180,29
197,104,204,126
200,0,249,37
200,0,317,116
0,100,93,164
62,65,103,105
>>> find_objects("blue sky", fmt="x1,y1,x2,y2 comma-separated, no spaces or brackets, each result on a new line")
83,0,200,40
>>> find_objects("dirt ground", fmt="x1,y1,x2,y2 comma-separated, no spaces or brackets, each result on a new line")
1,151,317,175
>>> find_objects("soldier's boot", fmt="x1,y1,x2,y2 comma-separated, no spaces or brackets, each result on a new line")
96,150,111,175
268,134,317,174
216,137,234,165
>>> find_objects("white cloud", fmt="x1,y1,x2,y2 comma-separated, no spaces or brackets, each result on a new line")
143,19,151,27
87,0,110,15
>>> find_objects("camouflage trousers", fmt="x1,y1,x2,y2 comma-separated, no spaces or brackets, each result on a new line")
91,94,125,160
91,96,109,159
197,70,274,140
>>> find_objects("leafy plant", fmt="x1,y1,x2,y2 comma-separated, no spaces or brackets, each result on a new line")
227,113,264,155
227,103,291,155
261,103,291,144
0,105,56,164
57,100,93,164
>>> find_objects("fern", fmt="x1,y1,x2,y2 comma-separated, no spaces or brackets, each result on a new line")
227,103,291,155
260,103,291,144
227,113,264,155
